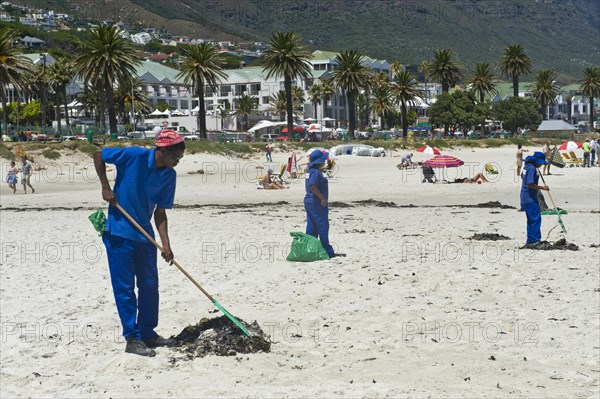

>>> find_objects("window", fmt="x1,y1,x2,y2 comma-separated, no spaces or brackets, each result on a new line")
250,83,261,95
220,85,232,96
205,86,214,96
235,84,246,95
262,96,270,104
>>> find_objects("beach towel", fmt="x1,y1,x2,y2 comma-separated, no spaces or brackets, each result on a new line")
286,232,330,262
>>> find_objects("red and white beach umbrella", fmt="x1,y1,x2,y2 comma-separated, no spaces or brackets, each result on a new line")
558,141,582,151
416,145,441,155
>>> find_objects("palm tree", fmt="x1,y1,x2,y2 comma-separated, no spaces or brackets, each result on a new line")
391,69,421,139
531,70,560,120
356,92,372,129
78,85,102,125
499,44,533,97
177,43,227,138
330,50,374,136
48,58,74,134
0,29,32,133
565,95,573,124
114,78,152,126
233,94,259,131
75,26,141,135
307,82,322,119
268,90,287,121
370,86,393,129
424,49,463,93
320,78,335,119
292,86,305,116
579,67,600,131
470,63,497,103
261,32,312,141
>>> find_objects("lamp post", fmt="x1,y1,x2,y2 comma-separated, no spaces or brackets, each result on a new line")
40,53,47,135
131,80,136,132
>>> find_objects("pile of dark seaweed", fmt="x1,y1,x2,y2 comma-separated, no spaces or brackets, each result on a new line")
171,316,270,359
469,233,511,241
520,238,579,251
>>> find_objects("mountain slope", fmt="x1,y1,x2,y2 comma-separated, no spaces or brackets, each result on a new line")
22,0,600,80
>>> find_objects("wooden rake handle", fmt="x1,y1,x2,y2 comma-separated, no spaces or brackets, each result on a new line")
114,203,215,302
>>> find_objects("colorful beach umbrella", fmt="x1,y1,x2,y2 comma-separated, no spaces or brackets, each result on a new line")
416,145,441,155
423,155,464,168
558,141,582,151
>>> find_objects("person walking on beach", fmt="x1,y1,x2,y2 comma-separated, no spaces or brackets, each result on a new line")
520,151,550,248
590,138,599,166
304,150,343,258
94,130,185,357
516,143,524,176
582,138,591,167
266,143,273,162
541,141,552,175
6,161,18,194
21,157,34,194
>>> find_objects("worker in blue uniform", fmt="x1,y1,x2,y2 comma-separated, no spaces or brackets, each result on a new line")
94,130,185,356
520,151,550,248
304,150,344,258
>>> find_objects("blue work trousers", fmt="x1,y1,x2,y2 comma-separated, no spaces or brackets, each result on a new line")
523,201,542,244
102,233,159,340
304,200,334,256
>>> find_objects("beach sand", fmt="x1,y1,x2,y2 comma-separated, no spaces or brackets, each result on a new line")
1,145,599,397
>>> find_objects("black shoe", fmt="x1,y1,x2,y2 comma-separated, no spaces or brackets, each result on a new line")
125,338,156,357
143,335,176,348
330,253,347,258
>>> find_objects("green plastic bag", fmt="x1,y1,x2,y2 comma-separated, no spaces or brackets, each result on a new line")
88,210,107,236
286,232,330,262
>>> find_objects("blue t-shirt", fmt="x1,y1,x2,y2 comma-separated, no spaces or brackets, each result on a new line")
304,167,328,203
520,163,539,205
102,147,176,242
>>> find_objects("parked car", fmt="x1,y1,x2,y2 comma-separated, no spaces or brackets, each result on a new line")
260,133,277,142
184,134,200,141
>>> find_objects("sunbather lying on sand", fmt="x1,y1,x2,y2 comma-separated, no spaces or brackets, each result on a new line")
454,173,489,184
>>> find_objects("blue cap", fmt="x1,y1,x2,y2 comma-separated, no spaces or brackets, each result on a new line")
525,151,548,165
308,150,329,166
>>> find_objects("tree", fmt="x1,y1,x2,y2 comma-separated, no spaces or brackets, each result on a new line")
356,92,372,129
492,96,541,134
429,91,484,133
370,86,392,129
292,86,305,115
469,63,497,104
78,85,102,125
75,26,142,135
320,78,335,119
114,78,152,126
531,69,560,120
47,58,74,134
423,49,463,93
268,90,287,121
233,94,259,131
156,100,170,112
261,32,312,141
330,50,374,136
579,67,600,131
176,43,227,138
391,69,421,138
307,82,322,119
0,28,32,133
565,95,573,123
499,44,533,98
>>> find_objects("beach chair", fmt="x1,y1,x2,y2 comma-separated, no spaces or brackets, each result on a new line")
326,159,337,178
422,165,436,183
560,152,579,167
569,151,583,165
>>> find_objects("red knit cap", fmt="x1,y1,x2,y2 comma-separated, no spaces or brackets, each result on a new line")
155,129,184,147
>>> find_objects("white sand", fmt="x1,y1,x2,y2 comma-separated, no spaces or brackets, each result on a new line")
1,145,599,398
